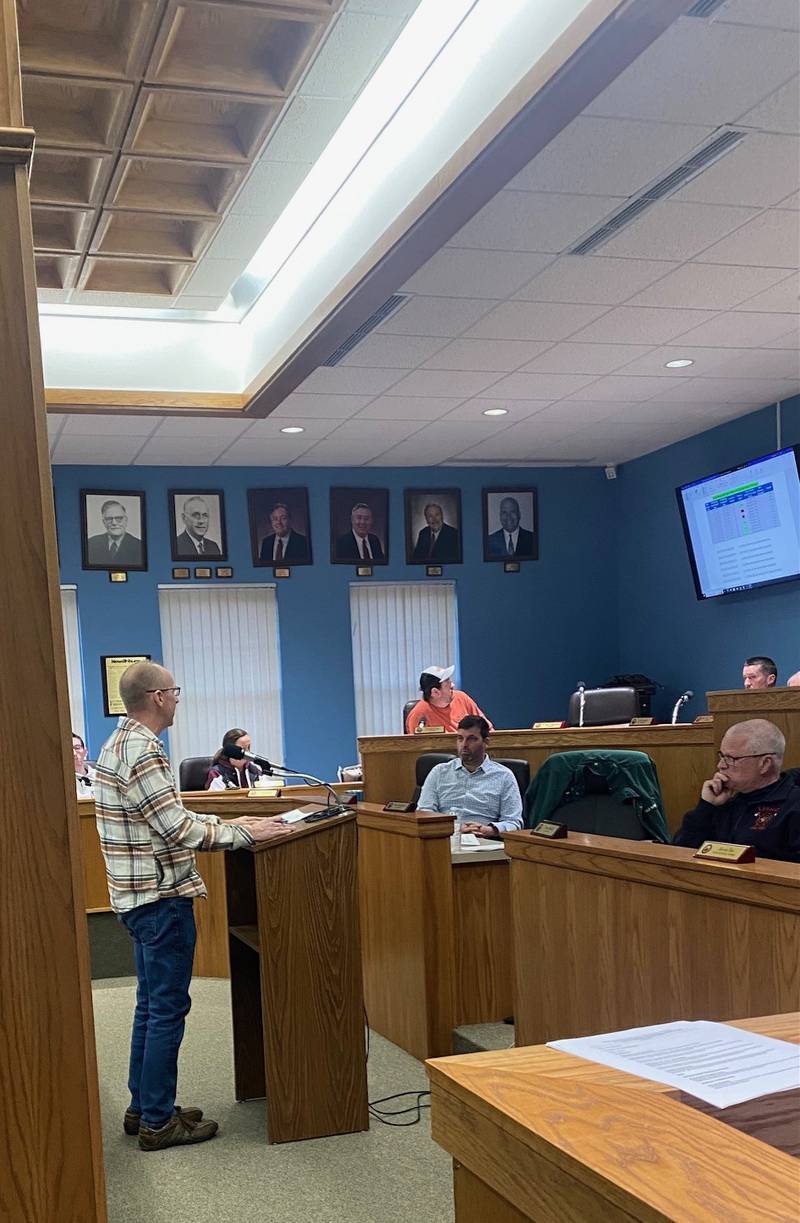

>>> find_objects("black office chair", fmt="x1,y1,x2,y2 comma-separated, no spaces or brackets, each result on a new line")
179,756,213,791
567,686,638,727
411,752,455,806
524,750,669,841
492,757,530,800
402,700,417,733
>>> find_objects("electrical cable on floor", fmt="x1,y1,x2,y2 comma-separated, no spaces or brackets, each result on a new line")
363,1005,431,1126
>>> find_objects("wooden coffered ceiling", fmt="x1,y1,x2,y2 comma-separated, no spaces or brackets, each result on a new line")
17,0,341,296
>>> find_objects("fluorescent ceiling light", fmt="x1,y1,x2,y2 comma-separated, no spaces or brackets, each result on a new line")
483,407,508,416
665,359,694,368
280,425,304,434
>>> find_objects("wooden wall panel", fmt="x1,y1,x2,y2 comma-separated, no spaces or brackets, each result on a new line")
453,861,514,1025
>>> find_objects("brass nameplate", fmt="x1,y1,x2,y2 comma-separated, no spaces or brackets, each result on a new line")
414,725,442,733
693,714,714,725
532,721,566,729
531,821,568,839
630,716,655,726
247,788,280,798
695,840,755,863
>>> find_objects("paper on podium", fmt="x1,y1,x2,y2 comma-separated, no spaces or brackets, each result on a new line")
548,1020,800,1108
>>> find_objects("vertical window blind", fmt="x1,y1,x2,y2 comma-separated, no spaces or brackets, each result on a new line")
349,582,458,738
158,585,284,772
60,585,86,744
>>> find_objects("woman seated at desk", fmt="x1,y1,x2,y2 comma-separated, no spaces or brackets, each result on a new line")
73,731,95,797
205,727,263,791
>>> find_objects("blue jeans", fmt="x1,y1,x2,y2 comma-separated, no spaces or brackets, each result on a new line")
120,897,196,1128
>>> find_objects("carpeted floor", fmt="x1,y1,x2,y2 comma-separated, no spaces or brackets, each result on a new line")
93,977,454,1223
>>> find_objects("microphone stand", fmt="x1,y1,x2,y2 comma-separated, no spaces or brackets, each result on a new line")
670,692,691,725
269,764,349,815
577,683,586,729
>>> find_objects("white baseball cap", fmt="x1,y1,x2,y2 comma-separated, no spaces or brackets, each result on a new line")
421,665,455,682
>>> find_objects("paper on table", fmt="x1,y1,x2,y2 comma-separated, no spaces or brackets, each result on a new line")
279,808,311,824
548,1021,800,1109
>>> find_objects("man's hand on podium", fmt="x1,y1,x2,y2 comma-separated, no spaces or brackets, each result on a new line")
232,815,287,845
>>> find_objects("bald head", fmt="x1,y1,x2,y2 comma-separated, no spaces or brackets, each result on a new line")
723,718,785,759
788,671,800,688
119,662,173,714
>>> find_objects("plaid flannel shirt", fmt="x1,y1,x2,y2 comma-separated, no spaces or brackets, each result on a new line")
94,716,253,913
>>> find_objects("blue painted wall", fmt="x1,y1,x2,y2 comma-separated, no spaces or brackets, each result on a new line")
615,394,800,721
54,463,618,777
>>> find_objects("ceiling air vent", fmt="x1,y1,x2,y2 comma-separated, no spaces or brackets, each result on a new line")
686,0,728,17
322,294,410,366
568,128,746,255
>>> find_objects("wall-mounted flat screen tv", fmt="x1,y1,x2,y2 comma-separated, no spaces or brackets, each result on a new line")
676,445,800,600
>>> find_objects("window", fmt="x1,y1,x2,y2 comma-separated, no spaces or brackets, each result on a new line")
60,585,86,744
158,585,284,770
349,582,458,737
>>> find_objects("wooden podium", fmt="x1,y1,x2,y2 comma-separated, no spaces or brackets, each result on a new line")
428,1013,800,1222
708,686,800,766
224,807,369,1143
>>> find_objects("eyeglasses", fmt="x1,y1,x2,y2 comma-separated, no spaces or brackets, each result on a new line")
146,687,181,697
717,751,772,766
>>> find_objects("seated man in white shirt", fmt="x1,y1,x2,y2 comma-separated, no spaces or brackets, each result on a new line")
73,731,95,797
416,715,522,838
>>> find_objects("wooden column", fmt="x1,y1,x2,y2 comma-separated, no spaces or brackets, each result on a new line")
0,3,107,1220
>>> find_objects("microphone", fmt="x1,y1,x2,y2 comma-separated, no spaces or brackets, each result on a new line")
576,679,587,729
670,689,694,725
226,745,347,814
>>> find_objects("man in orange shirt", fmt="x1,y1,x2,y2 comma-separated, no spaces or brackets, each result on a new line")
405,665,494,734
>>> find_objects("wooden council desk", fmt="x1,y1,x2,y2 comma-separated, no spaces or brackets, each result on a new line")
428,1012,800,1222
359,725,714,833
710,686,800,765
505,830,800,1048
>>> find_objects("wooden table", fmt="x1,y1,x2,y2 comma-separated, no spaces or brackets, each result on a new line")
505,830,800,1048
356,804,512,1061
428,1012,800,1222
359,725,715,833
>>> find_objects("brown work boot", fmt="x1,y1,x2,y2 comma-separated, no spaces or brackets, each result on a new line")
138,1110,218,1151
124,1104,204,1135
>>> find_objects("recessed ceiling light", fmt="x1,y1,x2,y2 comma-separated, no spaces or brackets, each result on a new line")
483,407,508,416
665,358,694,369
280,425,304,433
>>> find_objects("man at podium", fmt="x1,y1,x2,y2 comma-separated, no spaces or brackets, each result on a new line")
673,718,800,861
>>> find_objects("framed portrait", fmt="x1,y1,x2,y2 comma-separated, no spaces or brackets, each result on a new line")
330,486,389,565
404,488,462,565
482,487,538,562
169,489,227,562
101,654,150,717
248,487,312,567
81,490,147,571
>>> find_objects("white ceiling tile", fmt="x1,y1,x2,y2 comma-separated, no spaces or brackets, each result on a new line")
629,263,789,310
717,0,800,31
383,369,502,398
214,435,315,466
151,416,253,438
464,301,610,342
736,73,799,134
338,333,447,367
47,414,66,438
704,348,800,380
242,417,338,439
204,213,270,262
346,0,419,12
447,191,623,254
368,419,504,465
299,436,410,465
569,307,719,345
377,296,495,337
513,256,676,305
674,134,800,207
69,291,186,310
520,342,656,375
230,161,312,219
440,398,553,423
762,329,800,350
475,371,598,401
296,367,405,395
695,209,800,266
508,117,714,197
355,395,463,420
53,435,147,464
133,437,232,464
599,201,759,261
401,248,553,299
261,97,352,163
60,413,164,436
646,378,784,404
670,310,799,348
618,344,761,376
587,20,799,125
183,258,246,296
299,13,403,99
422,338,553,372
554,399,656,426
320,418,421,445
176,295,226,312
777,191,800,210
272,392,375,418
565,375,681,402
